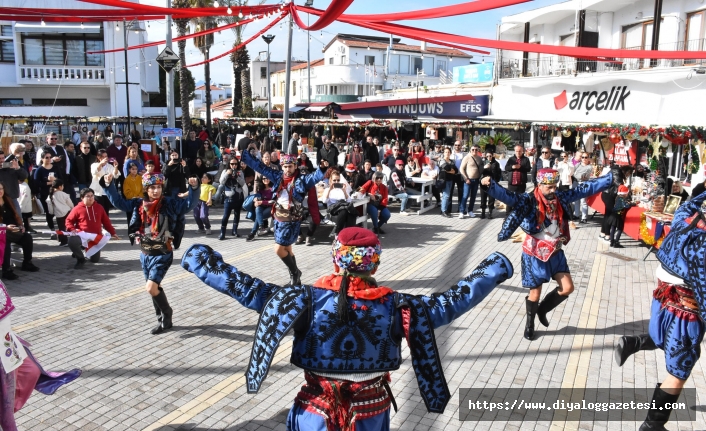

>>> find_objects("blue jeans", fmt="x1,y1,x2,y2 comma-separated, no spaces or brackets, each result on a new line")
441,180,454,213
393,193,409,212
459,179,479,215
221,194,244,231
367,205,391,228
251,206,272,233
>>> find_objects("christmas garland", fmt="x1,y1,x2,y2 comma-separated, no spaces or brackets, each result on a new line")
537,123,706,144
685,142,701,174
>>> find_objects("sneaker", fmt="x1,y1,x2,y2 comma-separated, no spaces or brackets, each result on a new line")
377,227,386,235
205,229,212,235
246,233,255,242
468,213,476,218
399,210,408,216
305,237,314,246
580,219,587,224
441,212,452,218
459,213,465,219
613,242,625,249
20,262,39,272
257,228,268,236
197,229,206,234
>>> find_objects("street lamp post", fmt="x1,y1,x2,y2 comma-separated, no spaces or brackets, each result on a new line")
121,19,145,139
415,69,425,141
262,34,275,120
304,0,313,104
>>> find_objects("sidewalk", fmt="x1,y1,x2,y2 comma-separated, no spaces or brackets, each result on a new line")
8,204,704,431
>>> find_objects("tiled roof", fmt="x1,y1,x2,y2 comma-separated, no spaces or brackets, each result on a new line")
210,98,232,110
271,60,319,74
340,39,472,57
195,85,223,91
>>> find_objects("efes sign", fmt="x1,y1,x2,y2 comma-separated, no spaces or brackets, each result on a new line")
337,95,489,119
554,86,631,115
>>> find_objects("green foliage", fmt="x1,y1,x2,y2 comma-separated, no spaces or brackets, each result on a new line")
149,66,195,107
478,133,512,150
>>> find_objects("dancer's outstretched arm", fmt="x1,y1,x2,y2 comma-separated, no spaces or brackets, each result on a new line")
482,179,526,208
418,252,514,329
181,244,280,313
557,171,613,203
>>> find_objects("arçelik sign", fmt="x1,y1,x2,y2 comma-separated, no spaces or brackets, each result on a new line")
554,86,631,115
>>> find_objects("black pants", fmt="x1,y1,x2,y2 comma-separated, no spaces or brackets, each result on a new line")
56,216,68,245
3,231,33,271
453,175,464,212
480,189,495,211
221,194,244,230
67,236,101,262
22,212,33,232
506,183,527,213
330,210,356,234
431,184,441,204
97,196,110,213
301,212,319,237
39,194,55,230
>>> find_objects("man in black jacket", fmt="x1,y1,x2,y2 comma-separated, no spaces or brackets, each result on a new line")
317,137,339,169
183,130,201,162
75,142,97,190
530,147,556,186
0,151,29,214
504,145,532,213
480,149,502,219
237,130,253,152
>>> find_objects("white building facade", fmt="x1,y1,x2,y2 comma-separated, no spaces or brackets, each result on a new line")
0,2,160,122
190,83,231,119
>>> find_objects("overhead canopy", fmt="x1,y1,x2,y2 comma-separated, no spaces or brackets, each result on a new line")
336,94,490,120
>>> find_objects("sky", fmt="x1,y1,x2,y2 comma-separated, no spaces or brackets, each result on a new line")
141,0,565,84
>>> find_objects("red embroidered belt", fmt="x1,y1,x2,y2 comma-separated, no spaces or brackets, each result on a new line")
654,279,700,321
293,371,393,431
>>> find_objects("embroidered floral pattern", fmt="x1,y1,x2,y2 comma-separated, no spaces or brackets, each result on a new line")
331,240,382,272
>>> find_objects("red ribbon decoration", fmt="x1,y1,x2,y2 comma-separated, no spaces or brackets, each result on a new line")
182,12,287,68
287,0,355,31
86,17,256,54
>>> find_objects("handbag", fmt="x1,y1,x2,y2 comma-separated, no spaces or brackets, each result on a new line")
32,196,44,215
242,194,257,213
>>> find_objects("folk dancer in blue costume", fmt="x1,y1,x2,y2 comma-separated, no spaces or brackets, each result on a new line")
181,227,514,431
481,167,615,340
101,172,199,334
241,149,329,286
615,191,706,430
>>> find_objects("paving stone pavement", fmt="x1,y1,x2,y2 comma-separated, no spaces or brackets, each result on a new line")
7,198,705,431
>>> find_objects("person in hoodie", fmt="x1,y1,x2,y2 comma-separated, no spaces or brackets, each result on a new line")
65,188,118,270
101,172,199,335
388,159,410,215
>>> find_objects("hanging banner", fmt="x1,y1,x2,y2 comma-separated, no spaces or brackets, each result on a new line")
453,63,494,84
160,128,182,138
336,94,489,119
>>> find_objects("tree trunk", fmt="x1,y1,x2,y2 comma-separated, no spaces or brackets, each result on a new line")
232,62,242,117
177,25,191,134
240,67,252,114
205,52,212,134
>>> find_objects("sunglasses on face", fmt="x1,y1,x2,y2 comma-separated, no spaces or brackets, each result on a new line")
229,163,237,166
44,156,52,160
581,156,589,159
50,138,57,141
542,151,550,154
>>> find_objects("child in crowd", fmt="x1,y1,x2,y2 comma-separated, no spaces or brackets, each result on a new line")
46,179,74,246
606,185,634,249
18,179,35,234
194,173,216,235
246,176,274,241
145,159,156,174
123,163,143,228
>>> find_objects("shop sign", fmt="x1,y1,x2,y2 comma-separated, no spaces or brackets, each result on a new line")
554,86,631,114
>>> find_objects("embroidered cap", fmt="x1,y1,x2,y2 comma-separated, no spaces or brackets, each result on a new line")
0,280,15,322
280,154,297,165
332,227,382,272
142,173,165,189
618,185,629,195
536,168,560,185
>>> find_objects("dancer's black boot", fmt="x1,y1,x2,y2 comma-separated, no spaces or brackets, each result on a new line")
281,254,302,286
151,287,173,335
537,287,568,327
524,297,538,340
639,384,681,431
615,334,657,366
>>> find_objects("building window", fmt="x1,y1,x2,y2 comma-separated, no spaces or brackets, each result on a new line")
21,32,105,66
272,83,276,97
0,25,14,63
329,57,334,64
261,86,267,97
399,54,410,74
195,94,202,100
685,11,706,51
413,56,423,73
32,98,87,106
341,55,346,65
260,66,267,78
436,60,447,76
357,84,364,96
293,81,296,96
0,99,23,106
364,55,375,65
329,85,337,95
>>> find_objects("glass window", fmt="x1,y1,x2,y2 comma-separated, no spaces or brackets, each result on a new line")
66,39,85,65
341,55,346,65
364,55,375,65
44,39,64,65
0,26,12,37
85,40,104,66
389,54,399,74
413,56,423,73
24,38,44,65
399,54,410,74
0,99,23,106
329,57,333,64
260,66,266,78
0,40,14,63
423,57,434,76
292,81,296,96
436,60,447,76
686,12,704,51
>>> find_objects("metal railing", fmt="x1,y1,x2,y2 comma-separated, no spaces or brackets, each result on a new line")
19,65,106,83
499,39,706,79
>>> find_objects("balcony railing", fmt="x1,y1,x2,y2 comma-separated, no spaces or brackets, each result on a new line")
499,39,706,79
18,65,106,84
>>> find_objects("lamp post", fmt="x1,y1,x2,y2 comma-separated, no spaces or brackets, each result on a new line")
121,19,145,138
304,0,313,103
262,34,275,120
415,69,425,141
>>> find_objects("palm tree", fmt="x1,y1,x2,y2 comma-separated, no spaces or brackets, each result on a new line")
191,0,216,133
220,0,264,117
173,0,192,133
